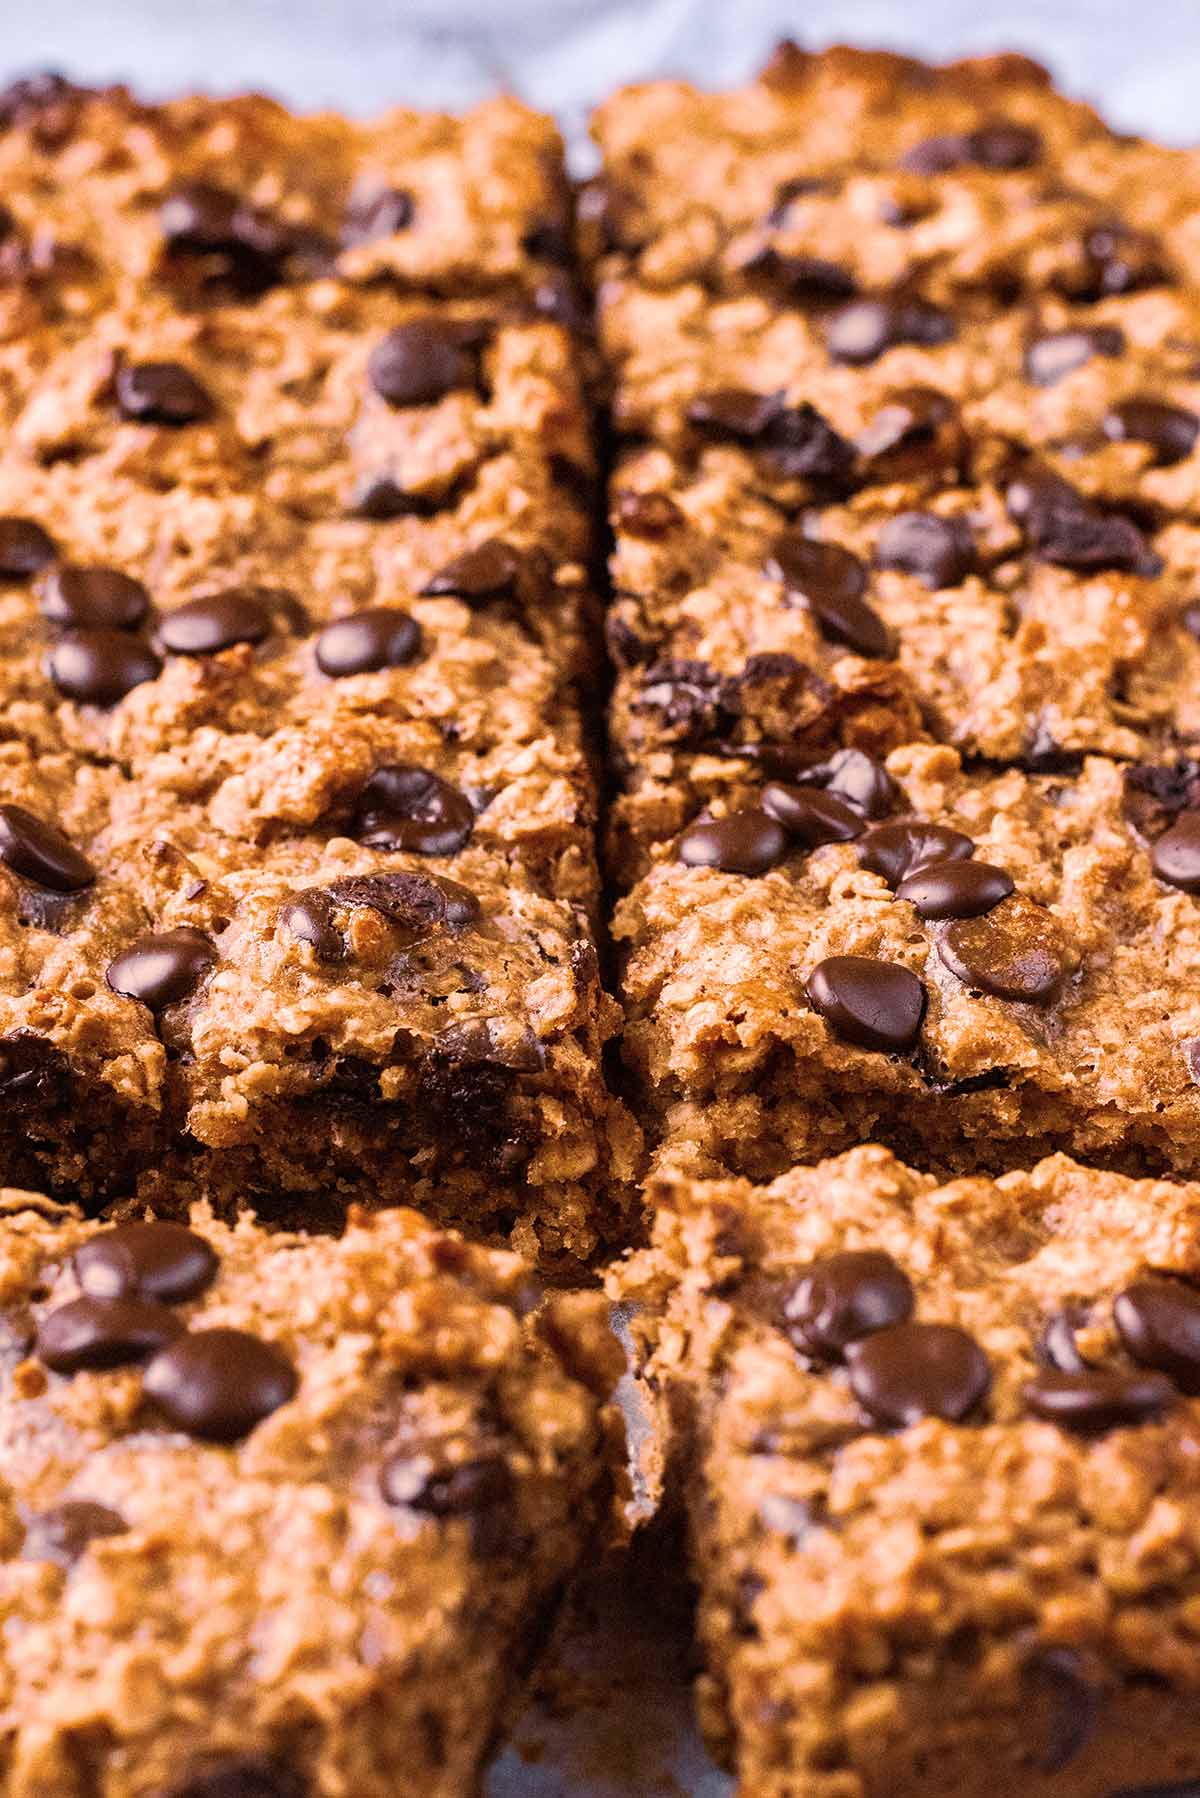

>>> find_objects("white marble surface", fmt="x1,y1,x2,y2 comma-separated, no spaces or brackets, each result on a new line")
4,4,1194,1792
7,0,1200,157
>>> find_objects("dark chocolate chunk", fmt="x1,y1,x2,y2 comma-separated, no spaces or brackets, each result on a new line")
40,564,150,630
782,1250,914,1357
1023,1367,1176,1431
159,589,273,655
1115,1280,1200,1393
676,809,790,876
323,870,480,937
938,894,1073,1003
421,538,524,601
314,606,422,677
75,1221,218,1305
1024,325,1125,386
0,515,56,579
1103,397,1199,466
760,782,864,846
766,533,891,658
875,511,975,588
1152,813,1200,891
805,955,926,1052
1006,470,1160,574
35,1294,184,1373
143,1327,298,1442
22,1500,128,1566
0,804,95,892
46,629,161,705
858,820,974,887
106,928,216,1013
687,391,856,484
367,318,481,407
895,857,1014,919
433,1017,545,1073
354,765,475,857
826,297,955,365
115,360,213,425
847,1321,991,1425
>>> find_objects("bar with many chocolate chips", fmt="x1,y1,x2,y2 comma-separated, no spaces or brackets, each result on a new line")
612,1145,1200,1797
614,742,1200,1181
0,1190,621,1797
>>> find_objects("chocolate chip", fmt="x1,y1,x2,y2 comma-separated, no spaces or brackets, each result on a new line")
782,1250,914,1357
159,590,273,655
858,821,974,887
676,809,790,876
895,858,1014,919
760,782,864,846
1006,470,1159,575
342,181,415,245
1115,1280,1200,1393
23,1500,128,1566
1024,1367,1176,1431
434,1016,545,1073
159,181,240,252
789,748,900,819
314,606,422,677
687,391,855,484
903,120,1043,173
1074,222,1169,300
106,927,216,1014
938,893,1073,1003
740,246,858,305
280,890,343,962
143,1327,297,1442
0,805,94,892
1024,1646,1103,1773
46,629,160,706
165,1762,306,1798
765,534,891,658
1104,397,1199,466
826,297,954,365
764,174,831,226
325,870,480,936
75,1221,218,1305
1024,325,1125,386
847,1321,990,1425
421,538,524,601
614,490,685,539
805,955,926,1051
380,1442,514,1554
35,1294,184,1373
1151,812,1200,891
856,386,965,481
1039,1311,1090,1374
876,511,975,588
0,515,55,579
354,764,475,857
367,318,480,407
40,564,151,630
115,360,212,425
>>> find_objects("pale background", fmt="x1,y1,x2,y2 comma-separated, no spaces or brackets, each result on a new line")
3,2,1194,1791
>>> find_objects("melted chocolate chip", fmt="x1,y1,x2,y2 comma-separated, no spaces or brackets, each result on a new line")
35,1294,184,1373
760,782,864,846
280,890,344,962
788,748,900,820
1151,813,1200,891
1024,325,1125,386
159,590,273,655
106,927,216,1013
614,490,685,539
23,1500,128,1566
782,1250,914,1357
367,318,481,407
856,386,965,481
1103,397,1199,466
1115,1280,1200,1393
75,1221,218,1305
314,606,422,677
895,857,1014,919
858,821,974,887
433,1017,545,1073
143,1327,297,1442
847,1321,991,1425
421,538,524,601
740,246,858,305
826,297,955,366
323,871,480,938
765,534,891,658
46,629,161,705
1007,470,1160,575
687,391,855,484
0,515,56,579
354,765,475,856
805,955,926,1051
342,181,416,245
938,894,1073,1003
1023,1367,1176,1431
115,360,213,425
875,511,975,588
40,564,151,630
676,809,790,876
0,805,95,892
